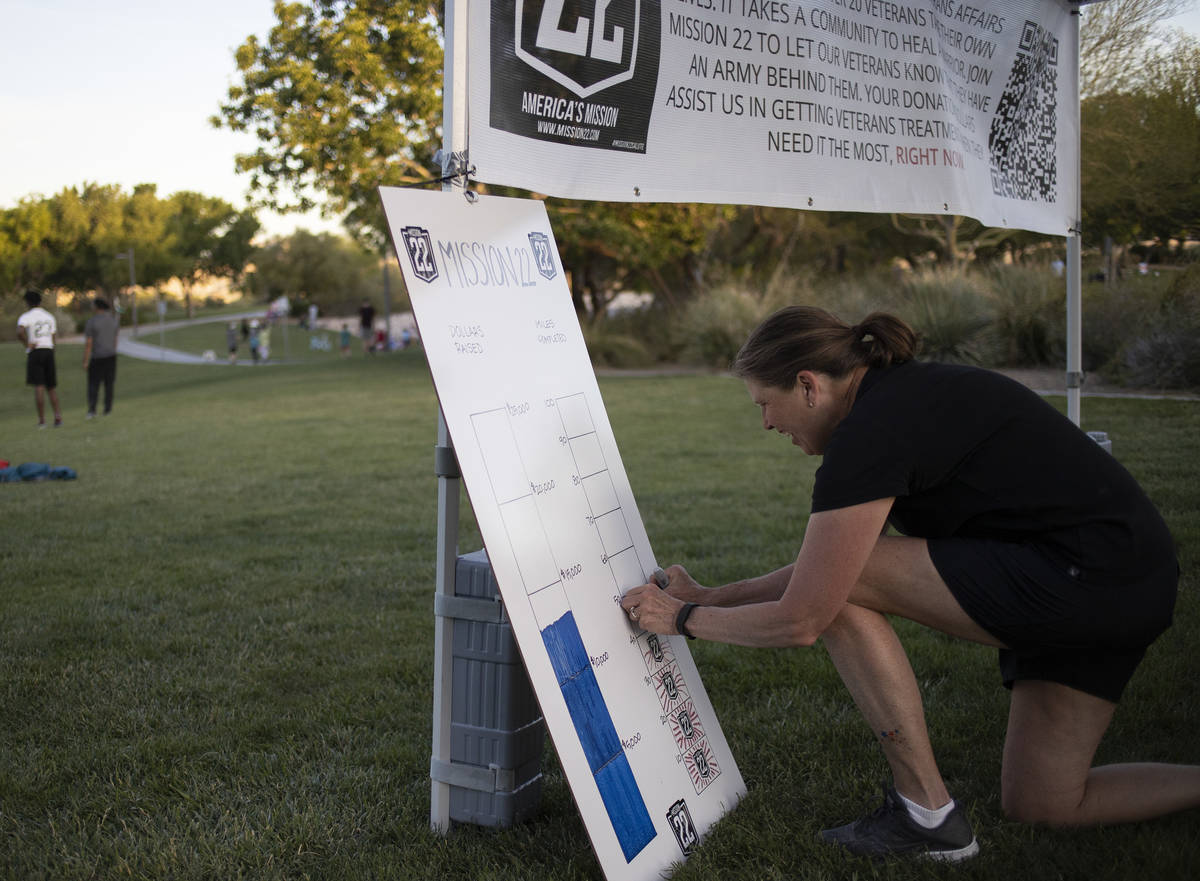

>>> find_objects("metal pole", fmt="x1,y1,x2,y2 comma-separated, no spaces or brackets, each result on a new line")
128,248,138,338
1066,9,1082,426
1066,235,1082,425
382,260,393,349
431,0,470,835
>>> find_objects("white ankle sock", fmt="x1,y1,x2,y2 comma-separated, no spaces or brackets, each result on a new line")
898,791,954,829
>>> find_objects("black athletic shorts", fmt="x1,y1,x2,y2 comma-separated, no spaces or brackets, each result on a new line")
26,348,57,389
928,538,1177,703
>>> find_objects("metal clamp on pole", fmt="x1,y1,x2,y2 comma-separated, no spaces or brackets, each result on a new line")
1066,371,1084,389
432,149,477,201
435,444,461,479
433,148,473,180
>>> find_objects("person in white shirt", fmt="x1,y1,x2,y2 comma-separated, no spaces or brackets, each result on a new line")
16,289,63,428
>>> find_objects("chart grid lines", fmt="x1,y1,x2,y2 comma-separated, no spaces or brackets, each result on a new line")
470,396,657,861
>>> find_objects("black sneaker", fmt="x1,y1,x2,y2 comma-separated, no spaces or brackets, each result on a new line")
819,786,979,862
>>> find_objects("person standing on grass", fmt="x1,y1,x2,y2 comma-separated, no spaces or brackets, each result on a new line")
359,297,375,354
16,289,62,429
620,306,1199,862
82,297,120,418
226,322,239,364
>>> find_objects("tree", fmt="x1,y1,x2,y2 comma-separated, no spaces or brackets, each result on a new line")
1081,33,1200,251
42,183,136,306
1079,0,1190,99
247,229,392,317
888,214,1025,269
0,183,156,319
214,2,746,314
123,184,180,290
549,201,734,320
166,192,260,317
0,197,58,298
1,185,261,324
213,0,443,245
207,210,262,285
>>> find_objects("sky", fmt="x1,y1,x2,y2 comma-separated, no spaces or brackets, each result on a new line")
2,1,1199,241
0,0,341,239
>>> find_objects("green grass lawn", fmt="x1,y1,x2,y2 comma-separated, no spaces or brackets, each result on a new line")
2,343,1198,880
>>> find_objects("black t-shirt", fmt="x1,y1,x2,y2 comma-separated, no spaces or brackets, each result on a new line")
811,361,1175,584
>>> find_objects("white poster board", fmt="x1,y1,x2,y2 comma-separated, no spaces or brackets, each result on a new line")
469,0,1077,235
381,187,745,881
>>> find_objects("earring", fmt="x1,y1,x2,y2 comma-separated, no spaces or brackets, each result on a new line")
808,400,814,408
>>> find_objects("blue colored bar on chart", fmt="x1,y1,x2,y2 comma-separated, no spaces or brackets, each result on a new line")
542,612,656,862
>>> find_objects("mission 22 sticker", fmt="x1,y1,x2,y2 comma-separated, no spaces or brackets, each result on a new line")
666,798,698,855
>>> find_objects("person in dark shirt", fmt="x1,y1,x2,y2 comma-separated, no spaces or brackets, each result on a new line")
620,306,1197,861
83,297,120,417
359,298,376,354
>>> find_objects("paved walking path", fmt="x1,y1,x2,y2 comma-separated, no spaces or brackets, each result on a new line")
112,310,266,365
117,336,229,365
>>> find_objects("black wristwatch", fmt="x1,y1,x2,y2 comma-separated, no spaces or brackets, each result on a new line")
675,602,698,640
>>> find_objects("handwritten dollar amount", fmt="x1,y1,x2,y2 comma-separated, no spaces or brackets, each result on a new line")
530,478,556,495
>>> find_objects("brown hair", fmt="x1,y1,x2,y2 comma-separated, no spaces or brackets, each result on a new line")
732,306,917,389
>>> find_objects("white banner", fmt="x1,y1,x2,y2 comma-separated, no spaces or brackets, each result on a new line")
468,0,1078,235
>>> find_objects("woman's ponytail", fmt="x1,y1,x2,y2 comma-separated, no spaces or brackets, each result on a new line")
852,312,917,369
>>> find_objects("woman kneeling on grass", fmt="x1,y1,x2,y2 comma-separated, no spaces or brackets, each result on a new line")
620,306,1200,861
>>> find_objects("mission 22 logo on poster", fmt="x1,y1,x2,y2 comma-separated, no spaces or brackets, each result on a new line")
490,0,661,153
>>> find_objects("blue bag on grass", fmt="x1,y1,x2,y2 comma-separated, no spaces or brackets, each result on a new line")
16,462,50,481
0,463,76,482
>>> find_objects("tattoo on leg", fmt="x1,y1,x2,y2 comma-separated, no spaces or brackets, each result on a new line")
879,727,904,746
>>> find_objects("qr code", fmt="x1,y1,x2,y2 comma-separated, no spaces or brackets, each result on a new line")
988,20,1059,203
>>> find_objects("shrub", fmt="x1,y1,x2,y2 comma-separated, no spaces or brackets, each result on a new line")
1118,326,1200,388
672,276,819,368
1163,262,1200,309
986,264,1065,366
674,285,773,368
1115,265,1200,389
581,321,654,368
894,268,994,364
1081,282,1146,373
805,271,904,321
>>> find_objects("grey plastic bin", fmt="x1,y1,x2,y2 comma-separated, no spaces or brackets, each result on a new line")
440,549,545,827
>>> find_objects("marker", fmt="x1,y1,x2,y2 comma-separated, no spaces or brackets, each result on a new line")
651,568,669,590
